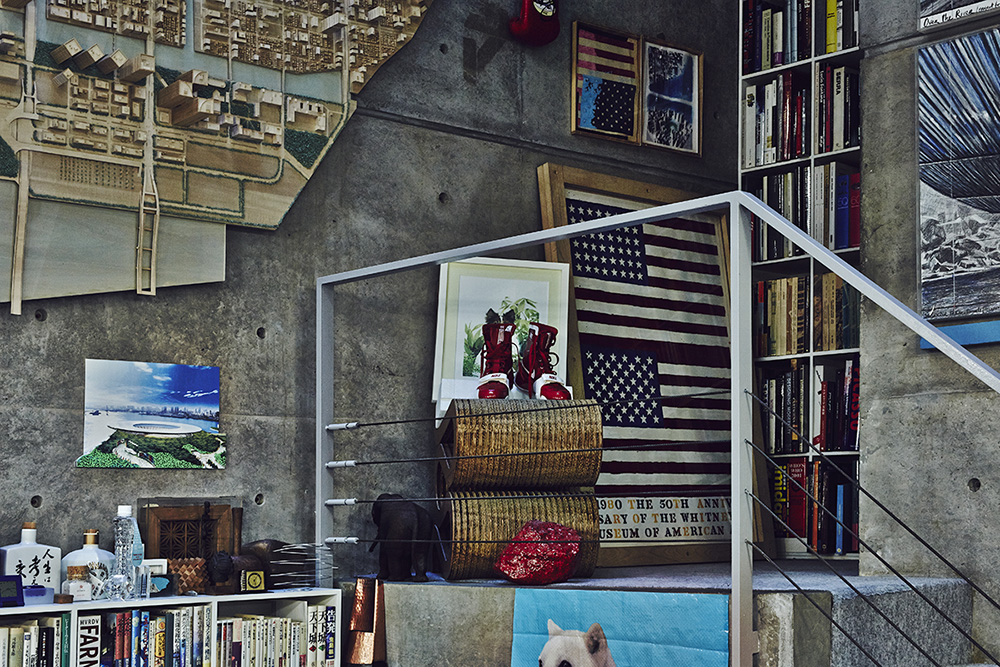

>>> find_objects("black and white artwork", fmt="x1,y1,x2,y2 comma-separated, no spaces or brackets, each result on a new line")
641,41,701,154
918,27,1000,320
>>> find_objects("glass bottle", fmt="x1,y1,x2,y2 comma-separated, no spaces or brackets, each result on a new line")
107,505,142,600
0,521,61,593
61,565,93,601
61,529,115,599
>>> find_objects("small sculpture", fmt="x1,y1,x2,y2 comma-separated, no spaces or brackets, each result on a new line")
369,493,433,581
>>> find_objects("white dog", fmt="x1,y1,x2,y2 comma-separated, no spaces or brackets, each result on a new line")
538,619,617,667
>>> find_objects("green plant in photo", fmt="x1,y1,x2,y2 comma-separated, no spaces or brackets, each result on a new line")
500,296,540,350
463,322,485,376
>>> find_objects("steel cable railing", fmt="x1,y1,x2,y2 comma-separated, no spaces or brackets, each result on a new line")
748,389,999,665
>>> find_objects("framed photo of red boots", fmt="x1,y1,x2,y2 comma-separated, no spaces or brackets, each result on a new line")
431,257,570,419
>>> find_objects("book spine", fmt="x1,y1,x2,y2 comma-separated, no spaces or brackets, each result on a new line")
151,618,166,667
76,619,102,667
322,606,336,667
762,8,773,70
9,628,24,667
772,10,783,66
835,483,846,554
825,0,837,53
138,613,149,667
788,457,809,536
848,171,861,247
771,462,790,537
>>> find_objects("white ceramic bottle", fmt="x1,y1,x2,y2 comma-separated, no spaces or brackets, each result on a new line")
61,529,115,599
0,521,62,594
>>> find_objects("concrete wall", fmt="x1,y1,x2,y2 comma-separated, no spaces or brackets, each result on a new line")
859,1,1000,658
0,0,736,578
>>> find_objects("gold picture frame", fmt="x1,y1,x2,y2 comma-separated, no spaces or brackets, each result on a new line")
537,163,775,566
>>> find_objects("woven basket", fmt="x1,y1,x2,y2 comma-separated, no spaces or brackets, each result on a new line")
440,399,603,492
441,490,599,580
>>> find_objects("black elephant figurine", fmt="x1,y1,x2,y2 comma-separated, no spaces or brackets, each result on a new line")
369,493,433,581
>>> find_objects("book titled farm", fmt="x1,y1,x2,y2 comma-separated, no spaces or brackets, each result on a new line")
75,617,102,667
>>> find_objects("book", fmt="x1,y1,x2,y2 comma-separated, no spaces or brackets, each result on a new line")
130,612,140,667
848,171,861,247
835,483,847,554
9,627,24,667
825,0,837,53
59,614,71,667
0,628,8,667
191,607,202,667
150,616,168,667
322,607,337,667
138,612,150,667
76,619,101,667
772,10,783,66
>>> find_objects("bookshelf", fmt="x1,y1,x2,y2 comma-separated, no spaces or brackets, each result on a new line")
740,0,862,559
0,588,341,667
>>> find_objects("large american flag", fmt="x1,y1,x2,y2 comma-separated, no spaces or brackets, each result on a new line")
566,191,732,499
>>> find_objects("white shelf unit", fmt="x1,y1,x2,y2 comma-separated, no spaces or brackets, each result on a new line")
0,588,342,667
740,0,863,559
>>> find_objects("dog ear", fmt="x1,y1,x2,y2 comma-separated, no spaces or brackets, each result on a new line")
585,623,607,655
547,619,562,637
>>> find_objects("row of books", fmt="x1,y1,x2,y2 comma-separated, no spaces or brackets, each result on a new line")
757,355,860,455
216,605,337,667
754,273,860,358
1,615,71,667
742,70,861,171
75,606,214,667
822,0,859,54
742,0,813,74
771,457,859,555
816,64,860,153
0,604,339,667
749,162,859,261
743,72,810,168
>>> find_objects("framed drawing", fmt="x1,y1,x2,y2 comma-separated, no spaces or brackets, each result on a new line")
571,21,642,144
641,40,702,154
431,257,570,418
537,162,773,566
918,27,1000,322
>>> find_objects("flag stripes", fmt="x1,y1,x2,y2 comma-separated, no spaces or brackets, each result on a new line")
563,192,731,498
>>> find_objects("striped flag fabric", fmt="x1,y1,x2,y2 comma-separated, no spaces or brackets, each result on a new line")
574,24,640,141
565,192,732,500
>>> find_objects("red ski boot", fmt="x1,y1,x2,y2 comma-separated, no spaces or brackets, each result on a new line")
514,323,571,400
478,321,516,399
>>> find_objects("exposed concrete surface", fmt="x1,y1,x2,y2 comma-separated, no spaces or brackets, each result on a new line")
859,10,1000,660
0,0,736,574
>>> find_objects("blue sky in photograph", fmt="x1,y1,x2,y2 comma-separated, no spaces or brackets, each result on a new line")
85,359,221,410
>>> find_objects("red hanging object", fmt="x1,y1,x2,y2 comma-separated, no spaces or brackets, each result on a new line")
509,0,560,47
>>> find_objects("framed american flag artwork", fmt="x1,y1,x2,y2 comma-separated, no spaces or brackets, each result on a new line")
537,163,775,566
571,22,642,144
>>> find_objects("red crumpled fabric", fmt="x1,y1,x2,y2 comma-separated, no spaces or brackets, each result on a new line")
495,520,580,585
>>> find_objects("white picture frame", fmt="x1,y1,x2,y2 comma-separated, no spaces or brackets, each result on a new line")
432,257,570,417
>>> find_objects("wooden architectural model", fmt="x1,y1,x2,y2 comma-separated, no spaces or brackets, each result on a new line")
0,0,432,312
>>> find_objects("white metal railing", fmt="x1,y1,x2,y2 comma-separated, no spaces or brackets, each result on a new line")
315,190,1000,666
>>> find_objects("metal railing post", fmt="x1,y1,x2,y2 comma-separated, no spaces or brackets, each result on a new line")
730,198,756,665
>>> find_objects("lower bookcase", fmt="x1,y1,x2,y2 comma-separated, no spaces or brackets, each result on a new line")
0,588,342,667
